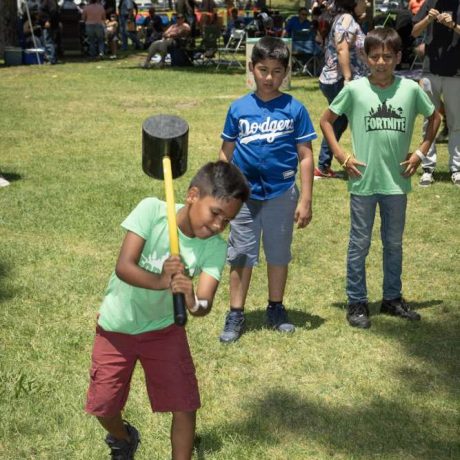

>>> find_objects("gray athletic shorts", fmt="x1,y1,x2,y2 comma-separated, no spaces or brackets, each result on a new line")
227,185,299,267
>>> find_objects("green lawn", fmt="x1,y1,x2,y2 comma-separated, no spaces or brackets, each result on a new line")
0,53,459,459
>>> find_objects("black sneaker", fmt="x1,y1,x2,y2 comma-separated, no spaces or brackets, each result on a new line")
346,302,371,329
381,297,421,321
219,311,245,343
266,303,295,333
105,421,140,459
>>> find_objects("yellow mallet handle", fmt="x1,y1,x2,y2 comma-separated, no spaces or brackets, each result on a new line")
163,156,180,256
162,156,187,326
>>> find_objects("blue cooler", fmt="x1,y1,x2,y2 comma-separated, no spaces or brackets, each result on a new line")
23,48,45,65
4,47,23,66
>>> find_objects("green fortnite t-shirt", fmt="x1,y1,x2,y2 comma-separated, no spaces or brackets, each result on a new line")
98,197,227,334
330,76,434,195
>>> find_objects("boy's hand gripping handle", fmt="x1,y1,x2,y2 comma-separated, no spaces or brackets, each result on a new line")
163,156,187,327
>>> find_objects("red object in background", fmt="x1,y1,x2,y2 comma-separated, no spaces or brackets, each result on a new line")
409,0,425,15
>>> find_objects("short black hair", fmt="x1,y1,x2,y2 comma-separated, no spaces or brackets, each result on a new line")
364,27,402,55
334,0,358,15
189,161,250,203
311,6,323,16
251,36,290,69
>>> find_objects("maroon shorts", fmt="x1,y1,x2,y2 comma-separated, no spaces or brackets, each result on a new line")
85,323,200,417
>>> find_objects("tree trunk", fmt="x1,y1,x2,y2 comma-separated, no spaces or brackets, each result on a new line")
0,0,19,53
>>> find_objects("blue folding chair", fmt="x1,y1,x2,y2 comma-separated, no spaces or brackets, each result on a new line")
291,29,323,77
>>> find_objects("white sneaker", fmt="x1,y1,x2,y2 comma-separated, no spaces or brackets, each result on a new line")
0,176,10,187
452,171,460,187
419,171,434,187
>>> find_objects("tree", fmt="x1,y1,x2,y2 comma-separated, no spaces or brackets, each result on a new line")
0,0,19,53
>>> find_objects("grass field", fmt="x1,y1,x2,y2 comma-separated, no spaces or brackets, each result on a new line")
0,50,459,460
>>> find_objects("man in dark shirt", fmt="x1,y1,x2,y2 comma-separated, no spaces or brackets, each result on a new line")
412,0,460,187
143,7,164,48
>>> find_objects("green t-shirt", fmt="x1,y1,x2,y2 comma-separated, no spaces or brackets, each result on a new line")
98,197,227,334
330,76,434,195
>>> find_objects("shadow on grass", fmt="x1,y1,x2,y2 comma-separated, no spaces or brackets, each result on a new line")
332,299,458,402
0,260,14,303
203,389,459,459
196,311,460,458
243,309,325,332
194,432,223,459
432,171,455,183
331,299,443,315
375,313,460,401
0,171,22,184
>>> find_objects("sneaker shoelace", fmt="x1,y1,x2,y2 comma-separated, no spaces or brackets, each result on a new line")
224,312,243,331
398,299,411,312
270,304,289,325
349,303,367,316
108,442,132,460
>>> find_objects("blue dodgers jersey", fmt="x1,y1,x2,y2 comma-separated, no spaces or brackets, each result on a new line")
221,93,317,200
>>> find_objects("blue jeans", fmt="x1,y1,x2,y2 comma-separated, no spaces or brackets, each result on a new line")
86,24,105,57
42,29,57,64
119,15,129,50
318,80,348,170
347,194,407,304
128,31,142,49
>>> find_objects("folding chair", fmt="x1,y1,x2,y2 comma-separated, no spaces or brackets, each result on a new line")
409,50,424,70
216,29,245,70
194,25,222,66
169,36,194,67
291,29,323,77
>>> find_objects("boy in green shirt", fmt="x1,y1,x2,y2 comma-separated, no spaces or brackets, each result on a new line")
320,27,440,329
85,161,249,459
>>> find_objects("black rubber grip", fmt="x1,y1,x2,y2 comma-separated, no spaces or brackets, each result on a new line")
173,293,187,326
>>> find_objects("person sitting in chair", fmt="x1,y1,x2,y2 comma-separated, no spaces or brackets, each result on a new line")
282,7,311,38
142,13,191,68
143,6,164,49
224,7,245,43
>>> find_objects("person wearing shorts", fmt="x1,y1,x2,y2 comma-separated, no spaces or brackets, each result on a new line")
86,324,200,416
84,161,249,459
105,13,119,59
218,36,317,344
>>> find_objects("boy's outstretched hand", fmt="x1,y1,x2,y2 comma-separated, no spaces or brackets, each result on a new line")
343,157,366,178
400,152,421,177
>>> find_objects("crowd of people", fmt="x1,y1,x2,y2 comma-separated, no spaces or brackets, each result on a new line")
4,1,459,187
19,0,147,61
16,0,335,64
